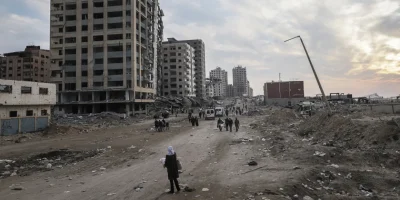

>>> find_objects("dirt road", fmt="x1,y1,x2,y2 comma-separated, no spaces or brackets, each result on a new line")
2,114,288,200
2,108,399,200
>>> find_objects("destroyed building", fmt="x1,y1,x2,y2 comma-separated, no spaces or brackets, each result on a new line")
0,79,56,135
49,0,164,115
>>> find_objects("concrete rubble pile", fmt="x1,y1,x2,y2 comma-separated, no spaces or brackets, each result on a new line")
149,96,213,113
52,112,146,130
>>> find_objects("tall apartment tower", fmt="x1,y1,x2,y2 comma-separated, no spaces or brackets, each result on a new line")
50,0,163,115
226,84,234,97
162,38,205,98
209,67,227,97
232,65,247,97
0,46,50,82
161,42,195,97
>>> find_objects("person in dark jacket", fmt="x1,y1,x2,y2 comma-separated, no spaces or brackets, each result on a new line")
228,118,233,132
234,117,240,132
164,146,180,194
195,117,199,126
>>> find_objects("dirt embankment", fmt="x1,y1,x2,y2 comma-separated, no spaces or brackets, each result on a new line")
250,108,400,199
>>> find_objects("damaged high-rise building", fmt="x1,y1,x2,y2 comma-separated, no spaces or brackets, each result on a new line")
50,0,164,115
161,38,206,98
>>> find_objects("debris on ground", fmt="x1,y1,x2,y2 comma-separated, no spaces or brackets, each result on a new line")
248,161,258,166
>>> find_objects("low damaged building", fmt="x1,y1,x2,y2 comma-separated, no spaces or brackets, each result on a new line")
0,79,56,135
263,81,305,106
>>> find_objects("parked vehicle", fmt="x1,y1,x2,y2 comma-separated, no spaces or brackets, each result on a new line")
205,109,215,120
215,107,224,117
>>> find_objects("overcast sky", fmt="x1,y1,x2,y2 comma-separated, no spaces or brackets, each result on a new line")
0,0,399,97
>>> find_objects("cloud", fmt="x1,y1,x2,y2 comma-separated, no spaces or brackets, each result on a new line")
0,0,398,97
161,0,400,97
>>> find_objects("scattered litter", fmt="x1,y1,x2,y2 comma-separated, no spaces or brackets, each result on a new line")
107,146,112,149
303,196,314,200
248,161,258,166
9,184,24,190
313,151,326,157
46,163,52,169
328,164,339,168
127,145,136,149
107,193,116,196
202,188,209,192
100,167,106,171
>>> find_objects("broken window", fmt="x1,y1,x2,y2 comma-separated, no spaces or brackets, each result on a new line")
0,84,12,93
21,86,32,94
39,87,48,95
9,111,17,117
41,110,48,116
26,110,33,116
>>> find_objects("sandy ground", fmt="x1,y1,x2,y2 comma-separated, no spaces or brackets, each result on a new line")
1,107,399,200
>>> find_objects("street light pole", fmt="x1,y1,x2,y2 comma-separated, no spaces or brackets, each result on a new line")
284,36,332,114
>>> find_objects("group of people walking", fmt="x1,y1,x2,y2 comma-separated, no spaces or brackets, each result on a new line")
154,118,169,132
217,117,240,132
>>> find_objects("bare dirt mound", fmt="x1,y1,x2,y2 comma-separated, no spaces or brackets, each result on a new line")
265,108,299,125
297,112,400,149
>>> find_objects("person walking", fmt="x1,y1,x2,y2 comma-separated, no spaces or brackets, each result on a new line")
228,118,233,132
164,146,181,194
225,109,229,117
217,118,224,131
234,117,240,132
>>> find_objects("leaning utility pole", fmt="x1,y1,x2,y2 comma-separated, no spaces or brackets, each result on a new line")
284,36,332,114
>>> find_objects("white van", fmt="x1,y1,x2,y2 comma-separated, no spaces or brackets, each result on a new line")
215,107,224,117
205,109,215,120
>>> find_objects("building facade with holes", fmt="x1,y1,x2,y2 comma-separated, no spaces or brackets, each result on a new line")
0,46,51,82
49,0,164,115
0,79,56,135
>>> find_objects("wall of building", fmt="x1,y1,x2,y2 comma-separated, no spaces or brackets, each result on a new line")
0,105,51,119
49,0,162,114
265,81,304,99
161,42,195,97
265,98,306,106
210,67,227,97
0,79,56,106
232,66,247,96
0,46,50,82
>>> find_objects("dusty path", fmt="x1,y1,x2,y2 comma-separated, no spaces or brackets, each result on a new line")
1,113,292,200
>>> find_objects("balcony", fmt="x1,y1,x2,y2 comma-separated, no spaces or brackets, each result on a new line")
107,63,124,69
107,6,123,12
107,51,124,58
93,7,103,13
107,75,123,81
108,17,123,23
51,20,64,26
51,31,63,37
51,8,63,15
50,65,62,71
51,54,63,60
50,76,63,82
64,54,76,60
65,9,76,15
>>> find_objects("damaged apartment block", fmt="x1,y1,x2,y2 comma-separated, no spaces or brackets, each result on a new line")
49,0,164,115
